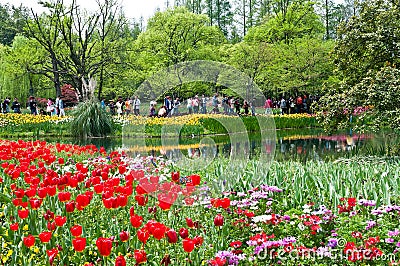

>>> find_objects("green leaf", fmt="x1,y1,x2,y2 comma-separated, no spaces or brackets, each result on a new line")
0,192,11,203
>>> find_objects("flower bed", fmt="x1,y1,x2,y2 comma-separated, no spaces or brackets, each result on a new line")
0,114,71,137
119,114,318,136
0,139,400,265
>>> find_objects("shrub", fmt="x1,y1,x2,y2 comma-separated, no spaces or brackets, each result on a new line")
70,99,113,139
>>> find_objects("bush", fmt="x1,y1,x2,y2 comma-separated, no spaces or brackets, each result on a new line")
70,99,114,139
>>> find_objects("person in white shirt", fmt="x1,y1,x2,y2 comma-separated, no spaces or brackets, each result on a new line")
133,96,141,115
116,98,124,116
201,95,207,114
187,97,193,114
193,95,199,113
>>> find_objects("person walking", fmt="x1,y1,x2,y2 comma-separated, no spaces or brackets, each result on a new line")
193,95,199,113
29,96,37,115
172,97,180,116
125,98,132,115
250,98,256,116
58,97,65,117
243,100,249,115
187,97,193,114
133,96,141,115
280,97,287,115
2,97,10,113
11,98,21,113
46,98,54,116
116,98,124,116
200,95,207,114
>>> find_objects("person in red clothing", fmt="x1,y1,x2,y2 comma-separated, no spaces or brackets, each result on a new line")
264,98,272,114
296,96,303,113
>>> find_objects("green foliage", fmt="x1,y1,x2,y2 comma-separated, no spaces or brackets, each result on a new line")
317,66,400,132
332,0,400,86
70,99,114,139
245,1,324,44
0,4,28,46
224,37,335,97
135,7,226,67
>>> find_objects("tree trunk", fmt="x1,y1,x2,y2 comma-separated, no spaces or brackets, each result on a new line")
51,54,62,98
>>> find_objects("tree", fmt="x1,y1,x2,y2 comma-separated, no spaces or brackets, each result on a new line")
25,0,65,97
205,0,233,37
245,0,324,44
135,7,225,66
25,0,130,101
332,0,400,87
0,4,28,46
317,65,400,133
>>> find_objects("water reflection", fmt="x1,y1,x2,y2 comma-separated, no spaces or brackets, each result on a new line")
120,131,372,162
28,129,375,162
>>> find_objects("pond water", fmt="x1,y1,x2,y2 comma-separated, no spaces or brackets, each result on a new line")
34,128,386,162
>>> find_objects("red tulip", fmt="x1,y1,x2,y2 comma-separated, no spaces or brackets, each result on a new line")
65,201,75,213
70,225,82,237
14,188,25,198
96,237,113,257
209,257,226,266
57,191,71,202
129,206,135,216
23,235,35,248
119,231,130,242
152,223,167,240
115,255,126,266
10,223,19,231
47,248,58,265
186,218,194,228
55,216,67,227
118,165,126,175
39,231,52,243
29,198,42,210
189,174,201,186
137,228,150,244
214,214,224,227
72,237,86,252
166,229,178,243
135,194,148,206
117,195,128,208
18,208,29,219
194,235,204,247
58,157,65,165
130,215,143,228
179,228,189,239
182,238,195,253
76,194,90,210
47,186,57,197
37,187,47,198
47,221,57,231
171,171,180,183
134,249,147,264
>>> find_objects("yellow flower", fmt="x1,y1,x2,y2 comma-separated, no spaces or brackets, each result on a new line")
23,224,28,231
33,246,40,253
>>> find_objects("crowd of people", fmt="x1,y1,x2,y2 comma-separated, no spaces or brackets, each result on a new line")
0,93,318,118
98,93,320,118
1,96,66,116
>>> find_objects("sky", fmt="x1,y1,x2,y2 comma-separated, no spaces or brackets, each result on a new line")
0,0,345,22
0,0,166,21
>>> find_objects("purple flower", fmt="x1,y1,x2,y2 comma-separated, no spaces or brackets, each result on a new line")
389,229,400,237
359,199,376,207
385,238,395,243
365,220,377,230
327,238,338,248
